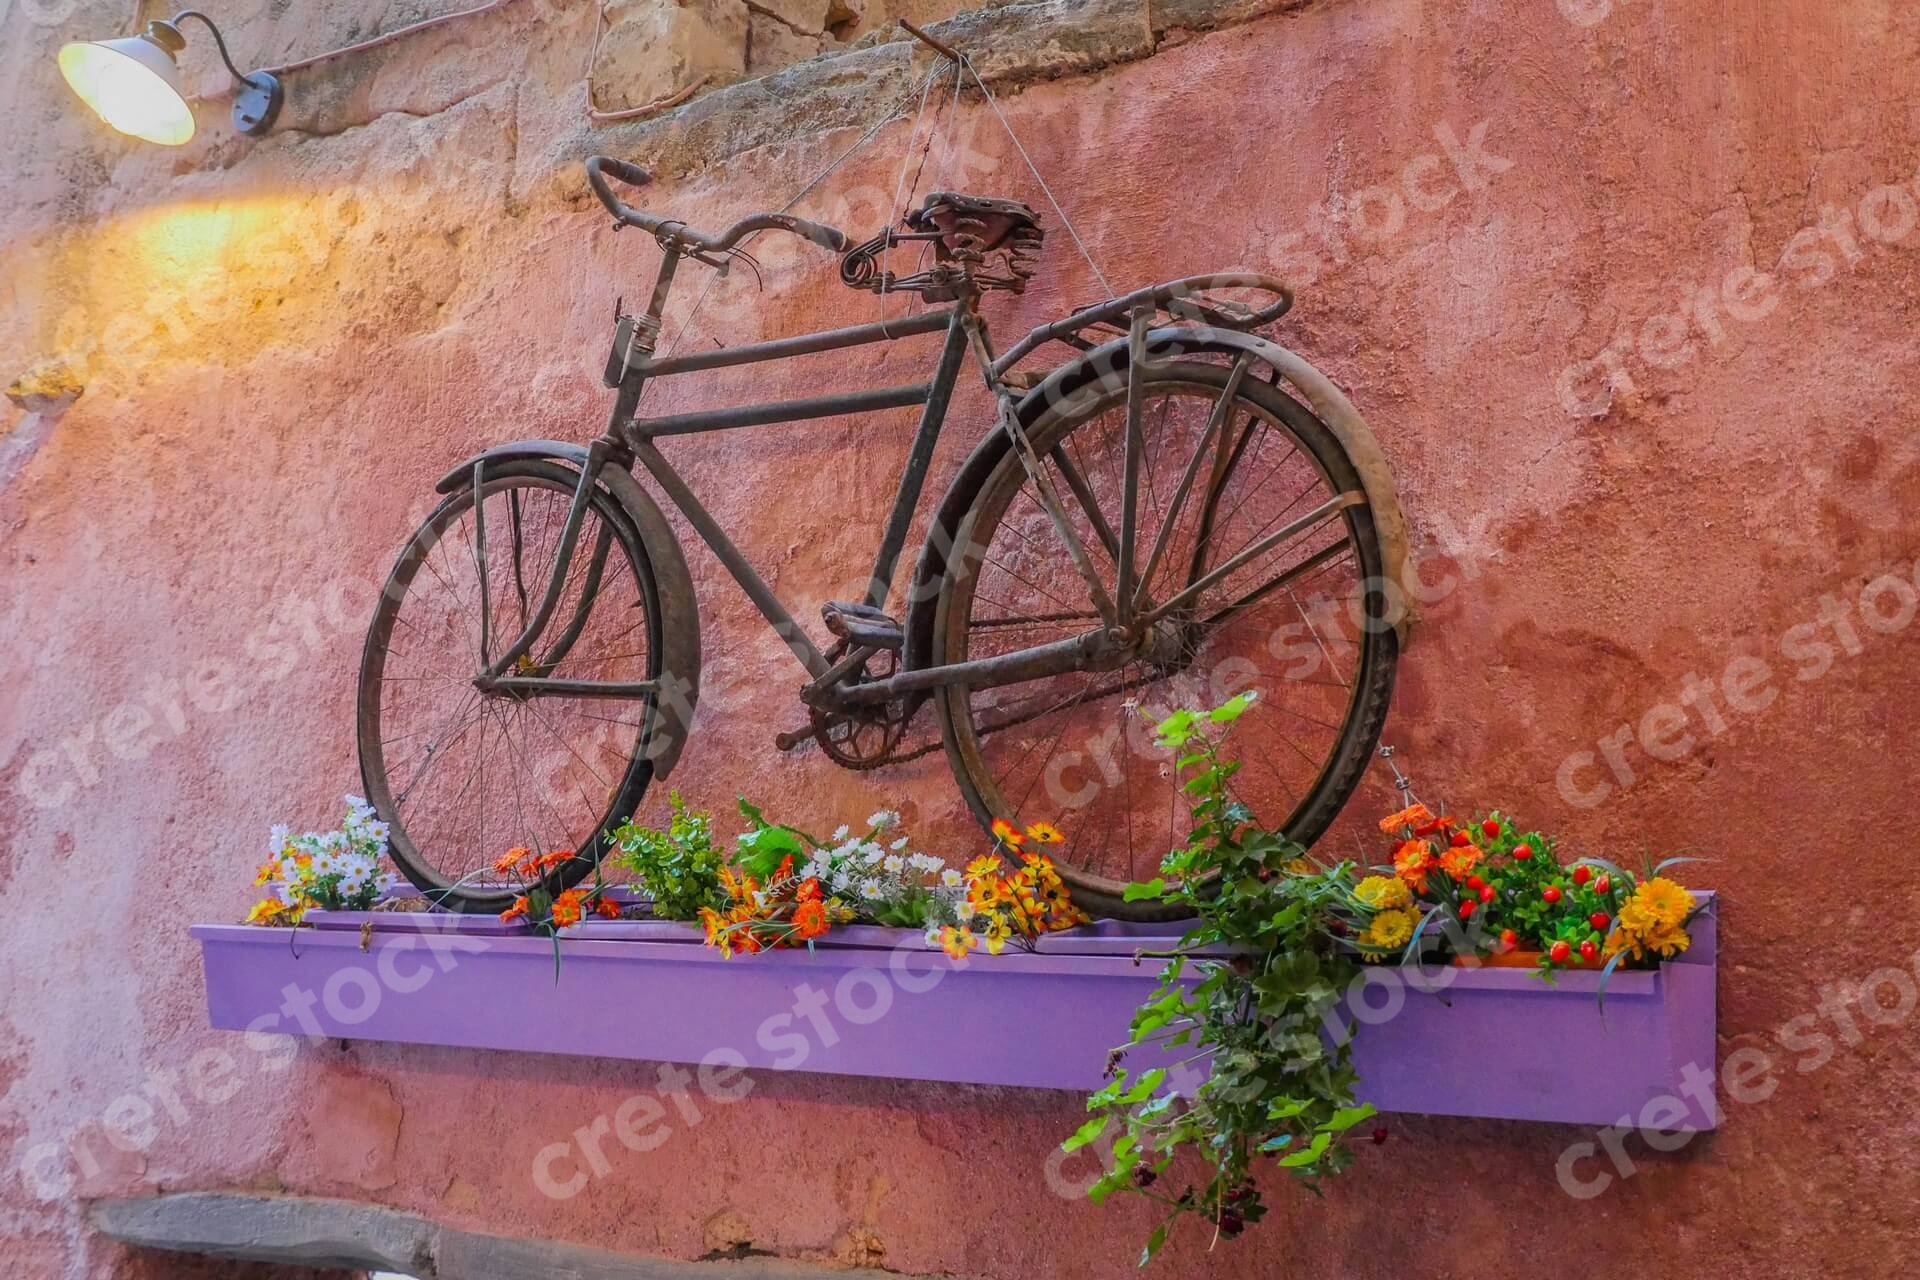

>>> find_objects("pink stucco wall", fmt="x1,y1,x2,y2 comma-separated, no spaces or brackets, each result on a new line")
5,0,1919,1274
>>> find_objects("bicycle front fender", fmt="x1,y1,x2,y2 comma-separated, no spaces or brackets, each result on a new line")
433,439,702,778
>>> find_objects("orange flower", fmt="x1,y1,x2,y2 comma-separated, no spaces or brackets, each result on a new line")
537,848,575,872
796,877,823,903
1414,815,1458,837
1438,843,1481,879
792,898,829,940
1023,821,1065,845
595,896,622,919
495,848,530,874
698,906,724,945
775,854,796,882
1393,839,1434,892
990,818,1025,846
1379,803,1435,834
550,896,584,929
718,866,759,903
500,895,530,923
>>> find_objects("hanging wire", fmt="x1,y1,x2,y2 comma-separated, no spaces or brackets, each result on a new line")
960,55,1115,299
649,58,952,371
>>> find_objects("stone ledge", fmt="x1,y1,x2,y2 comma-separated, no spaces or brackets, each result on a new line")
90,1192,958,1279
558,0,1321,176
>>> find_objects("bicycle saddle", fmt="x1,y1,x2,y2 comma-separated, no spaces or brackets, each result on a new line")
841,192,1045,299
906,192,1042,258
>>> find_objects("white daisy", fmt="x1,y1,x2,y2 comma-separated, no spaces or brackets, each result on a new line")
940,868,964,889
859,878,885,900
831,825,850,842
868,810,898,830
883,854,905,874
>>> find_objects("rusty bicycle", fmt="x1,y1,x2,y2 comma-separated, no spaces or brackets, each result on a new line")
357,61,1409,919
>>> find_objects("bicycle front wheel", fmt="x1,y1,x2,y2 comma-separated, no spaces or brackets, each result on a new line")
357,460,663,912
932,359,1397,921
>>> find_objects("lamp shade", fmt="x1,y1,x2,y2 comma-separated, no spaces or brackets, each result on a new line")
58,34,195,145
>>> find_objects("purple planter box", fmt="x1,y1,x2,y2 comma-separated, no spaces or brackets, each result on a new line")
191,896,1717,1128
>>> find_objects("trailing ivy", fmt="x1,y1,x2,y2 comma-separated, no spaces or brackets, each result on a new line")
1065,695,1375,1264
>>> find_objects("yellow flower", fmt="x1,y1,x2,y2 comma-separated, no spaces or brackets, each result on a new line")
981,913,1012,956
1023,821,1065,845
990,818,1025,846
1354,875,1411,911
1631,877,1693,930
1356,907,1415,956
965,855,1003,880
245,898,291,926
939,925,978,960
1641,923,1691,957
252,860,279,887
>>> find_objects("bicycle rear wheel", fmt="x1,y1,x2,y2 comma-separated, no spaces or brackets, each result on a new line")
932,358,1397,921
357,460,662,912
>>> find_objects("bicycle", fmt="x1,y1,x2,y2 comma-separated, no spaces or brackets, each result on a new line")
356,147,1409,921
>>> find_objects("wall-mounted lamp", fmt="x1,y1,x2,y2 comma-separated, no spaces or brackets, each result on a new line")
58,10,282,146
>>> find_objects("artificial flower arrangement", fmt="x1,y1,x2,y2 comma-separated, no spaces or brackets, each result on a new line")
1346,798,1704,983
493,845,624,935
246,795,397,925
934,817,1091,959
606,797,1089,957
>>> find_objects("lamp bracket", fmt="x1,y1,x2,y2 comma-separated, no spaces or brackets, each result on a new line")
163,10,283,136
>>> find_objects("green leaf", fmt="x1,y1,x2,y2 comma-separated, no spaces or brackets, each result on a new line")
1062,1116,1110,1153
1124,878,1167,903
1207,691,1256,723
1320,1104,1376,1133
1140,1224,1168,1267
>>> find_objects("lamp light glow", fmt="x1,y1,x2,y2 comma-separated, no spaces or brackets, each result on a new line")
58,34,196,145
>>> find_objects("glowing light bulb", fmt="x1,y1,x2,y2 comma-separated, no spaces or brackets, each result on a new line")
58,35,195,146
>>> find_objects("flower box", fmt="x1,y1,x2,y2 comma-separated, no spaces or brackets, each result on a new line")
190,895,1716,1127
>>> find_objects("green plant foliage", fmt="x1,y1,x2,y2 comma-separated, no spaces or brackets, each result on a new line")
1074,694,1373,1263
609,792,728,921
732,799,814,879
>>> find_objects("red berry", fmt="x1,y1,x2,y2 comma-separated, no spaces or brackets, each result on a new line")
1482,819,1500,839
1549,940,1571,962
1579,939,1600,963
1500,928,1518,948
1572,865,1592,886
1479,885,1496,904
1513,843,1533,861
1466,874,1485,890
1542,886,1562,904
1589,911,1610,930
1595,875,1611,894
1458,899,1476,918
1371,1126,1389,1145
1451,830,1472,848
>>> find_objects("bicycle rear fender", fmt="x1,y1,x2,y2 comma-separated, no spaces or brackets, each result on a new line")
903,328,1417,677
433,440,702,778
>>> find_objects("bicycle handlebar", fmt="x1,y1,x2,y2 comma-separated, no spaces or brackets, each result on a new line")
586,155,850,255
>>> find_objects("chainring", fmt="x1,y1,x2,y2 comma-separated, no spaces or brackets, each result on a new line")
809,645,911,770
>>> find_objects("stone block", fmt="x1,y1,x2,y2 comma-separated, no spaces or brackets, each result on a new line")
597,0,751,110
746,0,834,34
748,10,829,75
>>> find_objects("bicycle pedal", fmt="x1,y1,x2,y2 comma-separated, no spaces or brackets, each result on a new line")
822,600,903,650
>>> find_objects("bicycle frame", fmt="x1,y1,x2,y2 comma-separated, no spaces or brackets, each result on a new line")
470,243,1132,712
